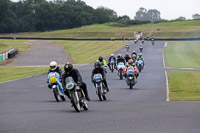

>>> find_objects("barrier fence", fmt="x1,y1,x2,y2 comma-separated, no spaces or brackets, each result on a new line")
0,48,18,62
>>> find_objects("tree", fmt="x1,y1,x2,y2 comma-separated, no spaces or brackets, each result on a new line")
146,9,161,22
0,0,18,33
134,7,148,21
192,14,200,19
134,7,161,22
176,16,186,20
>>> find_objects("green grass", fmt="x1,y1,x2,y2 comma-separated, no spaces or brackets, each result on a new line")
52,40,127,64
1,20,200,39
168,71,200,101
165,41,200,68
0,66,48,83
0,39,29,53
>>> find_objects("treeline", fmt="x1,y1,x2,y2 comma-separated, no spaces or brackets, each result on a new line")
0,0,119,33
0,0,154,33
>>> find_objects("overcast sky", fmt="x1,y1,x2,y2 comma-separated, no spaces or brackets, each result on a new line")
11,0,200,20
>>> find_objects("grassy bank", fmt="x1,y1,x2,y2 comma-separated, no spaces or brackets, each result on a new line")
0,39,29,53
0,66,48,83
167,71,200,101
1,20,200,39
165,41,200,68
53,40,127,64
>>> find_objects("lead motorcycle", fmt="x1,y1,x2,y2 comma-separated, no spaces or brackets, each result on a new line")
117,62,125,80
126,66,137,89
93,74,107,101
48,72,65,102
65,77,88,112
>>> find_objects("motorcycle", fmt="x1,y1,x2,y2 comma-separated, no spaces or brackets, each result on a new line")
126,45,129,51
48,72,65,102
139,46,143,53
137,59,144,72
126,66,137,89
93,74,107,101
117,62,125,80
65,77,88,112
110,59,115,72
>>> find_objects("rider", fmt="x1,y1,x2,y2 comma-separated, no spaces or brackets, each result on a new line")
62,62,90,101
126,44,129,51
91,61,109,92
136,53,145,66
48,61,62,76
47,61,62,89
97,56,107,68
107,54,116,69
139,44,143,52
131,50,137,57
124,53,131,63
116,54,126,65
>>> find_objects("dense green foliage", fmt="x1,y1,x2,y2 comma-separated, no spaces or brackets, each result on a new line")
0,0,118,33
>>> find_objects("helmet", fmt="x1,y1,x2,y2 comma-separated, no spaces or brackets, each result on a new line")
99,56,103,62
94,61,101,68
110,54,114,57
128,59,133,65
139,53,142,57
132,55,136,59
132,63,136,67
140,44,142,46
117,54,121,59
64,62,73,73
133,50,136,53
50,61,57,71
125,53,129,57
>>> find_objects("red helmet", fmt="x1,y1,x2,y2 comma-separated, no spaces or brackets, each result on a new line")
128,59,133,65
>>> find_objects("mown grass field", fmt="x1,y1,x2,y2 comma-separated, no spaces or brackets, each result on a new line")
165,41,200,68
0,66,48,83
167,71,200,101
52,40,128,64
1,20,200,39
0,39,29,53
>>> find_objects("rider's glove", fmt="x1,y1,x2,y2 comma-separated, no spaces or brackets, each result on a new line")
48,84,51,88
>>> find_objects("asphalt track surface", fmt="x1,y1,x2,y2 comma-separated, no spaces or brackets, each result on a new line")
1,41,200,133
8,40,68,66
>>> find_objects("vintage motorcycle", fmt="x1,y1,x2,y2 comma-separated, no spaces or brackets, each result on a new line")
93,74,107,101
126,66,137,89
117,62,126,80
65,77,88,112
48,72,65,102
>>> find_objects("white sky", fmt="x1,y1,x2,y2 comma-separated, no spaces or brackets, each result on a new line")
11,0,200,20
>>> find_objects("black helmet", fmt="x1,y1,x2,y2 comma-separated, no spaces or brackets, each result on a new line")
64,62,73,72
99,56,103,62
94,61,101,68
125,53,129,57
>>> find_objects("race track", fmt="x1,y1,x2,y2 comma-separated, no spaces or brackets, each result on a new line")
1,41,200,133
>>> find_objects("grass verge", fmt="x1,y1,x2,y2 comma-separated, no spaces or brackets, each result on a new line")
0,66,48,83
165,41,200,68
167,70,200,101
0,39,29,53
52,40,127,64
1,20,200,39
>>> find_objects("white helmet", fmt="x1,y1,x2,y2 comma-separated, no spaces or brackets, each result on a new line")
50,61,57,71
111,54,114,57
140,44,142,46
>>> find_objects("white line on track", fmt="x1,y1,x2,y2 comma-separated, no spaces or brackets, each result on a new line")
163,42,170,101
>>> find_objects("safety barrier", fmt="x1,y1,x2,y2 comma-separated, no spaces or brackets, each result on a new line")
0,48,18,62
1,37,200,41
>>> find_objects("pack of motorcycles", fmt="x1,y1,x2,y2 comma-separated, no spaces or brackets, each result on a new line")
47,50,144,112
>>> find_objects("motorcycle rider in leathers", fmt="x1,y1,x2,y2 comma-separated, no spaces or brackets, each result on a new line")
62,62,90,101
91,61,109,92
